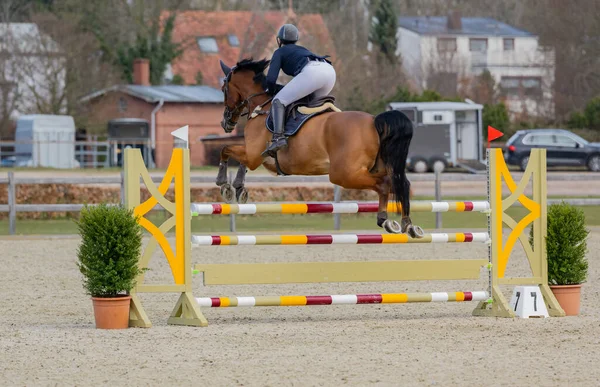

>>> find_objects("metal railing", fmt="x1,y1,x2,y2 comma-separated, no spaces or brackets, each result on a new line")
2,171,600,235
0,139,153,169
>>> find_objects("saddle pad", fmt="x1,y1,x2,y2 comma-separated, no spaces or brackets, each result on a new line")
266,107,333,137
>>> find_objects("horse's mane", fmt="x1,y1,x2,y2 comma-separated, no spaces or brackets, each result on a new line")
233,58,272,90
234,58,270,75
232,57,283,95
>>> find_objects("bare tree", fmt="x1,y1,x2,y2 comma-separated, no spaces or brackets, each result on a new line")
310,0,410,111
29,12,123,130
0,61,21,139
0,0,30,138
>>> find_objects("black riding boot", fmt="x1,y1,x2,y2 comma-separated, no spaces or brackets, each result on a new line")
262,99,288,157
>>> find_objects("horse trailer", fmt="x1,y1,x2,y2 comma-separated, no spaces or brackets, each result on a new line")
387,101,485,173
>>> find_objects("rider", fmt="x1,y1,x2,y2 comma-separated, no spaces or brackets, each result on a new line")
262,23,336,157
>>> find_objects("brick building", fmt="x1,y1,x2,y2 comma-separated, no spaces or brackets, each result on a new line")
161,9,337,88
79,59,227,168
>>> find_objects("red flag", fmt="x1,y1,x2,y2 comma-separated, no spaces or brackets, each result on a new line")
487,126,504,148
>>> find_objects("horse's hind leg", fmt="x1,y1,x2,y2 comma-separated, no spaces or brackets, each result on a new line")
376,176,404,234
330,167,401,233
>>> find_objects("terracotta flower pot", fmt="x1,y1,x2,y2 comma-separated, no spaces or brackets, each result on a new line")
92,295,132,329
550,284,582,316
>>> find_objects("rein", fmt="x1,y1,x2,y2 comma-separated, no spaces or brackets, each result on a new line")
240,93,272,119
224,91,267,119
244,98,272,119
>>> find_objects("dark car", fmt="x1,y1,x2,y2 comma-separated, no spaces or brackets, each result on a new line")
504,129,600,172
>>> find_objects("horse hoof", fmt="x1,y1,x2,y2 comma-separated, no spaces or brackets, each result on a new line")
220,184,235,203
407,225,425,239
236,187,249,204
383,219,402,234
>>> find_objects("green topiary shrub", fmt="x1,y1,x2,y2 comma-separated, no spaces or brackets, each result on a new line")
76,203,145,298
530,202,589,285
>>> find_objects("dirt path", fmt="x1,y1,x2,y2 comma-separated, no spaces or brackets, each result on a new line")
1,231,598,386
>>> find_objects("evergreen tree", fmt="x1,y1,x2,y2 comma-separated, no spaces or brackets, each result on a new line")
110,14,182,85
84,5,183,85
471,70,497,105
369,0,398,63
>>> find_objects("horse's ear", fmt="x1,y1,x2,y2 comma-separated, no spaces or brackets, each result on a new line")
220,60,231,76
262,59,271,71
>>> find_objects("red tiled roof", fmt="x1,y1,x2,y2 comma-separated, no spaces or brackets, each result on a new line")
162,10,337,88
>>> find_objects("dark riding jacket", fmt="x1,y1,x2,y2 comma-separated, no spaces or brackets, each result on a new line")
265,44,330,92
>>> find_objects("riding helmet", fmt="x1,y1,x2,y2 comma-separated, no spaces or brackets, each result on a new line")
277,24,299,43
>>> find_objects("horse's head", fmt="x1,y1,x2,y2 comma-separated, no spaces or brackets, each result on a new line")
219,61,241,133
219,58,270,133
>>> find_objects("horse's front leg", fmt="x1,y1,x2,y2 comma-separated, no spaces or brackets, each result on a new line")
217,145,249,203
232,164,248,203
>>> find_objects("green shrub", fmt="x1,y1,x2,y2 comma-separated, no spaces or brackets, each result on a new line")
530,202,589,285
567,111,588,129
584,97,600,130
170,74,185,85
483,102,510,136
415,89,443,102
76,204,145,297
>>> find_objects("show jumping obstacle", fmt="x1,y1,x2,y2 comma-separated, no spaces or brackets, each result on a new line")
191,232,490,245
196,291,490,308
190,201,491,215
124,138,565,328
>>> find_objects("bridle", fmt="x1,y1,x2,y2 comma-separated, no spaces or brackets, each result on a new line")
221,67,272,133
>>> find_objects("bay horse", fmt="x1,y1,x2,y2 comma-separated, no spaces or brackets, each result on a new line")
215,58,423,237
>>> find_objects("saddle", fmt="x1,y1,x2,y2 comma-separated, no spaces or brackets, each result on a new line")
266,94,342,137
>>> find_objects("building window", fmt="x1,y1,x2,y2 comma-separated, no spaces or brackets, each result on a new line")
500,76,542,97
197,37,218,53
437,38,456,52
469,38,488,52
500,77,520,95
228,34,239,47
428,72,458,97
118,97,128,112
397,109,416,122
503,38,514,51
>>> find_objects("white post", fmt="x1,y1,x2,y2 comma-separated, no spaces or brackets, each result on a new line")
434,171,442,229
333,185,341,230
8,172,16,235
120,171,125,205
229,171,236,232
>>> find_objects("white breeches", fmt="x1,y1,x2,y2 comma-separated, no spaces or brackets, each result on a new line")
273,60,336,106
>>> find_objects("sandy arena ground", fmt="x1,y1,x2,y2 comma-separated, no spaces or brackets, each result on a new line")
1,230,599,386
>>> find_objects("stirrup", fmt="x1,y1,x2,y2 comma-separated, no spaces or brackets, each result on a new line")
261,138,287,157
261,147,276,158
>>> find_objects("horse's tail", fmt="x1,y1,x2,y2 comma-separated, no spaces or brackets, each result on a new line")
374,110,413,217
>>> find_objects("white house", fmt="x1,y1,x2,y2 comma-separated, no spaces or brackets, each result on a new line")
0,23,66,123
396,13,555,118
